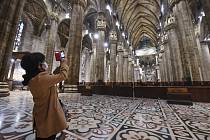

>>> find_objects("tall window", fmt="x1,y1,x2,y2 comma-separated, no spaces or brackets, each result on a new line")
13,20,24,51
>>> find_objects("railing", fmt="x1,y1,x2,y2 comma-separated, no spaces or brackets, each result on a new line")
78,81,210,87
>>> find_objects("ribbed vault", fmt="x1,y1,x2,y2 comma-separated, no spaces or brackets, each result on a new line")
112,0,161,48
23,0,48,36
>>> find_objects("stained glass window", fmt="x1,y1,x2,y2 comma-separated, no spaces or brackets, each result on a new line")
13,20,24,51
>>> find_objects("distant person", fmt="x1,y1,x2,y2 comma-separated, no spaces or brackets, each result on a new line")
21,52,69,140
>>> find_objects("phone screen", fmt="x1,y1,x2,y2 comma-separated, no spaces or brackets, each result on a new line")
61,51,65,58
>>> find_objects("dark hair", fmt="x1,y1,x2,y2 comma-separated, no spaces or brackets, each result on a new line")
21,52,45,86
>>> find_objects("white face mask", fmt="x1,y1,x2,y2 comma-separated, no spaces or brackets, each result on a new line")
41,62,48,71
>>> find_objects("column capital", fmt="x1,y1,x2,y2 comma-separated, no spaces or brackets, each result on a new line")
117,42,124,52
160,33,168,44
159,45,165,53
164,14,177,31
109,30,117,43
49,12,59,23
96,12,107,31
158,52,163,59
123,50,129,58
71,0,87,9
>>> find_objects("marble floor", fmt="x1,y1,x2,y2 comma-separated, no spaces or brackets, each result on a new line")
0,91,210,140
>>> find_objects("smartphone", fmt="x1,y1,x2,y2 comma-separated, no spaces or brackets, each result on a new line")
55,51,65,61
60,51,65,59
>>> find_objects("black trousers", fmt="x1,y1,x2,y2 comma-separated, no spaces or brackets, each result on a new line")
36,134,56,140
34,120,56,140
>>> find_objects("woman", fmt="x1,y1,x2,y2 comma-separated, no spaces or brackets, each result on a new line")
21,52,69,140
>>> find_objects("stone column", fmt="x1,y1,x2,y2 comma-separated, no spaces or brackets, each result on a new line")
201,0,210,31
159,43,167,82
195,36,206,81
65,0,86,86
172,0,201,81
162,66,166,82
79,48,88,82
156,66,161,81
131,60,135,82
159,65,163,82
162,51,168,82
201,43,210,81
7,59,17,90
85,52,92,82
165,15,184,81
123,49,129,82
45,12,59,73
90,42,97,82
0,0,26,81
109,30,117,82
104,59,110,82
155,55,161,81
134,64,139,82
117,42,124,82
104,49,109,82
163,36,173,82
128,57,133,82
95,12,106,82
158,53,164,82
9,59,17,80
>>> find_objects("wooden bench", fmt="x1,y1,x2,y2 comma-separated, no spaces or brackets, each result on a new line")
167,88,193,105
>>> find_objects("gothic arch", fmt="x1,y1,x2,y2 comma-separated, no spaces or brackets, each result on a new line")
112,0,161,48
23,0,49,36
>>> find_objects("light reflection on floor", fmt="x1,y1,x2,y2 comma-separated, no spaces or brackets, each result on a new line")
0,91,210,140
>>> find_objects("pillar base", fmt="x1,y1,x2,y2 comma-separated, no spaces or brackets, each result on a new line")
0,82,10,97
63,85,79,93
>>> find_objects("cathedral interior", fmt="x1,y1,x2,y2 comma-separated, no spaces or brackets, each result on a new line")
0,0,210,139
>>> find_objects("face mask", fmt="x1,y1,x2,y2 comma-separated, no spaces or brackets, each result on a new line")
41,62,48,71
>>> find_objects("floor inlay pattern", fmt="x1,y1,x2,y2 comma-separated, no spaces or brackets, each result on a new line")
0,91,210,140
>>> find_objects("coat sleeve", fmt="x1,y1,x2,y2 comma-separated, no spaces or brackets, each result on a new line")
44,63,69,87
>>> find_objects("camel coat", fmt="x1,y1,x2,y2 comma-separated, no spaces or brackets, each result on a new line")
28,63,69,138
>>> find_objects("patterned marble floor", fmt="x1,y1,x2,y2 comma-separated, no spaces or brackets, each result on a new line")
0,91,210,140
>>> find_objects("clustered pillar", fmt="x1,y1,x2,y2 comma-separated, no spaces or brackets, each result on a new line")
0,0,26,81
65,0,86,86
128,56,133,82
109,30,117,82
95,12,106,82
117,42,124,82
123,49,128,82
64,0,86,92
201,0,210,31
200,43,210,81
45,12,59,72
172,0,201,81
159,0,207,82
0,0,26,96
164,15,184,81
90,41,97,82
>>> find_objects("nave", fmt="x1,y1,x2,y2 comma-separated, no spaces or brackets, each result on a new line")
0,92,210,140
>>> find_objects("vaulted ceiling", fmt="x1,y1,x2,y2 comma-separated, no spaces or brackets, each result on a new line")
23,0,206,49
23,0,48,36
23,0,161,48
111,0,161,48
